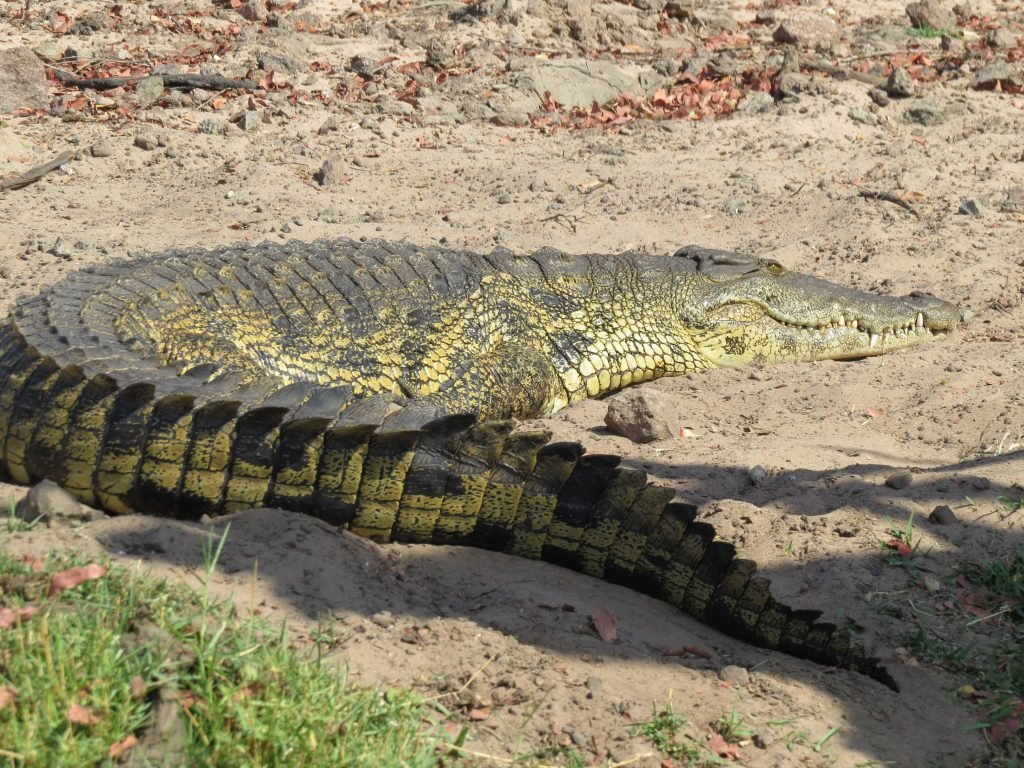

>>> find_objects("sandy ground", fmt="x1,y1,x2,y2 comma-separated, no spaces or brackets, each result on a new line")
1,0,1023,765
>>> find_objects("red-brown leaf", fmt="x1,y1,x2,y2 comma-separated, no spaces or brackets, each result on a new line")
108,734,138,758
591,607,617,643
469,706,491,721
0,686,16,710
68,704,102,725
0,605,38,629
663,645,713,659
49,563,108,596
707,732,741,760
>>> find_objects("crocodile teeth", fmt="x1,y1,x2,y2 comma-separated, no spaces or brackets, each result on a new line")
851,319,859,330
869,333,880,348
917,312,924,328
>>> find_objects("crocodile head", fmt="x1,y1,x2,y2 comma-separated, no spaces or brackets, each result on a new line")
673,246,961,367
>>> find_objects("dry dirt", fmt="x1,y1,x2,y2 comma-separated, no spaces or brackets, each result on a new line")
1,0,1023,765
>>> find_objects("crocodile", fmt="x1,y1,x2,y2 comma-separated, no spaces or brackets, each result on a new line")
0,238,961,690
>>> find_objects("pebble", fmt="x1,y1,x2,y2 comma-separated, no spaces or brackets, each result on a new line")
748,465,768,486
135,75,164,107
134,133,159,151
969,476,990,490
958,198,984,216
886,67,914,98
604,389,679,444
885,471,913,490
91,138,113,157
15,479,101,527
314,156,348,187
905,0,956,31
718,665,750,685
370,611,395,628
929,504,958,524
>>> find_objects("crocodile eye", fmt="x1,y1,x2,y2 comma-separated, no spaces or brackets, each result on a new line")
764,262,785,276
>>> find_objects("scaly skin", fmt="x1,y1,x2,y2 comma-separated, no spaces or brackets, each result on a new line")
0,238,961,690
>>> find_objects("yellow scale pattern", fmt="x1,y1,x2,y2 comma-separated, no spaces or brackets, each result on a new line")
0,237,941,690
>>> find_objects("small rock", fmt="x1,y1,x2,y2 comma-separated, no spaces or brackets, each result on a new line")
490,111,531,127
370,611,395,628
972,62,1024,91
748,465,768,486
848,106,878,126
198,117,222,135
986,28,1018,49
929,505,958,524
718,665,750,685
969,475,990,490
314,156,348,187
496,192,511,204
134,133,159,151
753,730,775,749
238,0,268,21
905,1,957,32
318,115,341,134
15,479,100,527
91,138,113,157
885,471,913,490
134,75,164,107
886,67,914,98
773,13,839,46
604,389,679,444
958,198,984,216
903,102,944,126
869,87,891,107
0,47,51,113
233,110,262,131
257,50,306,75
584,676,603,693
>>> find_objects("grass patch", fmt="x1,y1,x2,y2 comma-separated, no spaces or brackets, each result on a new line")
905,554,1023,759
0,533,444,766
632,702,722,766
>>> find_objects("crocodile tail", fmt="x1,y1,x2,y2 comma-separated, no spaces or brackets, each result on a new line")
0,320,896,690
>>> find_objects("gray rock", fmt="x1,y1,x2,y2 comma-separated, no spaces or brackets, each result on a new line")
238,0,268,21
905,1,957,31
0,47,50,113
929,504,958,524
958,197,984,216
134,133,160,151
903,102,944,125
972,62,1024,91
748,465,768,486
198,117,222,134
516,58,640,110
870,87,891,107
969,475,990,490
234,110,262,131
91,138,114,157
135,75,164,107
318,115,341,134
491,111,530,127
737,91,775,113
885,471,913,490
15,479,101,527
604,389,680,444
773,13,839,46
257,50,306,75
986,28,1018,49
886,67,914,97
718,665,750,685
314,156,349,187
848,106,878,125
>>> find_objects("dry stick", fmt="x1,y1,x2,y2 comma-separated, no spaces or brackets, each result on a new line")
0,151,74,191
856,189,920,217
50,68,257,91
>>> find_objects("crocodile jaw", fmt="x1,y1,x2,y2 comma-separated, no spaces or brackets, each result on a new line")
690,294,960,367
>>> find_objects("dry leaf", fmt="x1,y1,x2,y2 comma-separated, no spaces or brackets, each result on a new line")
68,704,103,725
108,734,138,758
663,645,713,659
707,732,741,760
591,607,617,643
49,563,108,596
0,686,16,710
469,706,491,721
863,406,887,418
0,605,38,629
